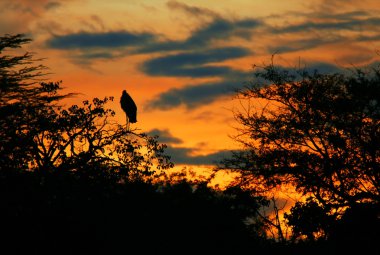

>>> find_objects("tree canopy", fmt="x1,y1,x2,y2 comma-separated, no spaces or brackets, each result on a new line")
221,61,380,241
0,34,270,254
0,34,172,178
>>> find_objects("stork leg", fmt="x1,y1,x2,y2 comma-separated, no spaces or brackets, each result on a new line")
126,115,130,131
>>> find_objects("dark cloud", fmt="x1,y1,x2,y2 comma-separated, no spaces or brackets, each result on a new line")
137,18,260,53
146,128,235,165
165,146,235,165
267,19,380,54
141,47,251,77
46,17,260,64
146,127,235,165
268,33,380,55
268,37,339,54
188,18,259,43
272,16,380,34
46,17,260,53
265,10,380,54
315,11,369,20
146,61,345,111
47,31,156,49
145,71,249,110
147,129,183,144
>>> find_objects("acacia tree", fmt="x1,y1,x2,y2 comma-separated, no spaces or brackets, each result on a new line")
221,62,380,237
0,34,172,179
1,34,55,169
29,96,173,178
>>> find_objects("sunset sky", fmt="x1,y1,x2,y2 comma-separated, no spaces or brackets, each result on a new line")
2,0,380,170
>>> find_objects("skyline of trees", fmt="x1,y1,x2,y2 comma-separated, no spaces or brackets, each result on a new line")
0,34,378,253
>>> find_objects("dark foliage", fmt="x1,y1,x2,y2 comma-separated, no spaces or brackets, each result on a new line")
2,34,379,254
220,60,380,244
284,197,335,240
0,169,267,254
0,34,267,254
0,34,172,177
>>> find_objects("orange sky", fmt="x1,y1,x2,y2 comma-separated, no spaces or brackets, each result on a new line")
2,0,380,169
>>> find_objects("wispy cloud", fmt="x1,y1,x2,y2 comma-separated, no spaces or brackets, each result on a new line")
267,10,380,54
145,61,348,111
137,18,260,53
267,37,340,54
141,47,250,77
146,128,234,165
147,129,183,144
145,71,249,110
48,30,157,49
46,16,260,54
165,146,234,165
166,0,219,18
272,17,380,34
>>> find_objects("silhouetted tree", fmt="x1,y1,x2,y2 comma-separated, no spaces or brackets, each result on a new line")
0,34,172,178
220,61,380,241
284,197,335,241
0,34,271,254
0,34,72,170
29,96,173,179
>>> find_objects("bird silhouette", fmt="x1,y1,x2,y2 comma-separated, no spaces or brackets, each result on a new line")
120,90,137,130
